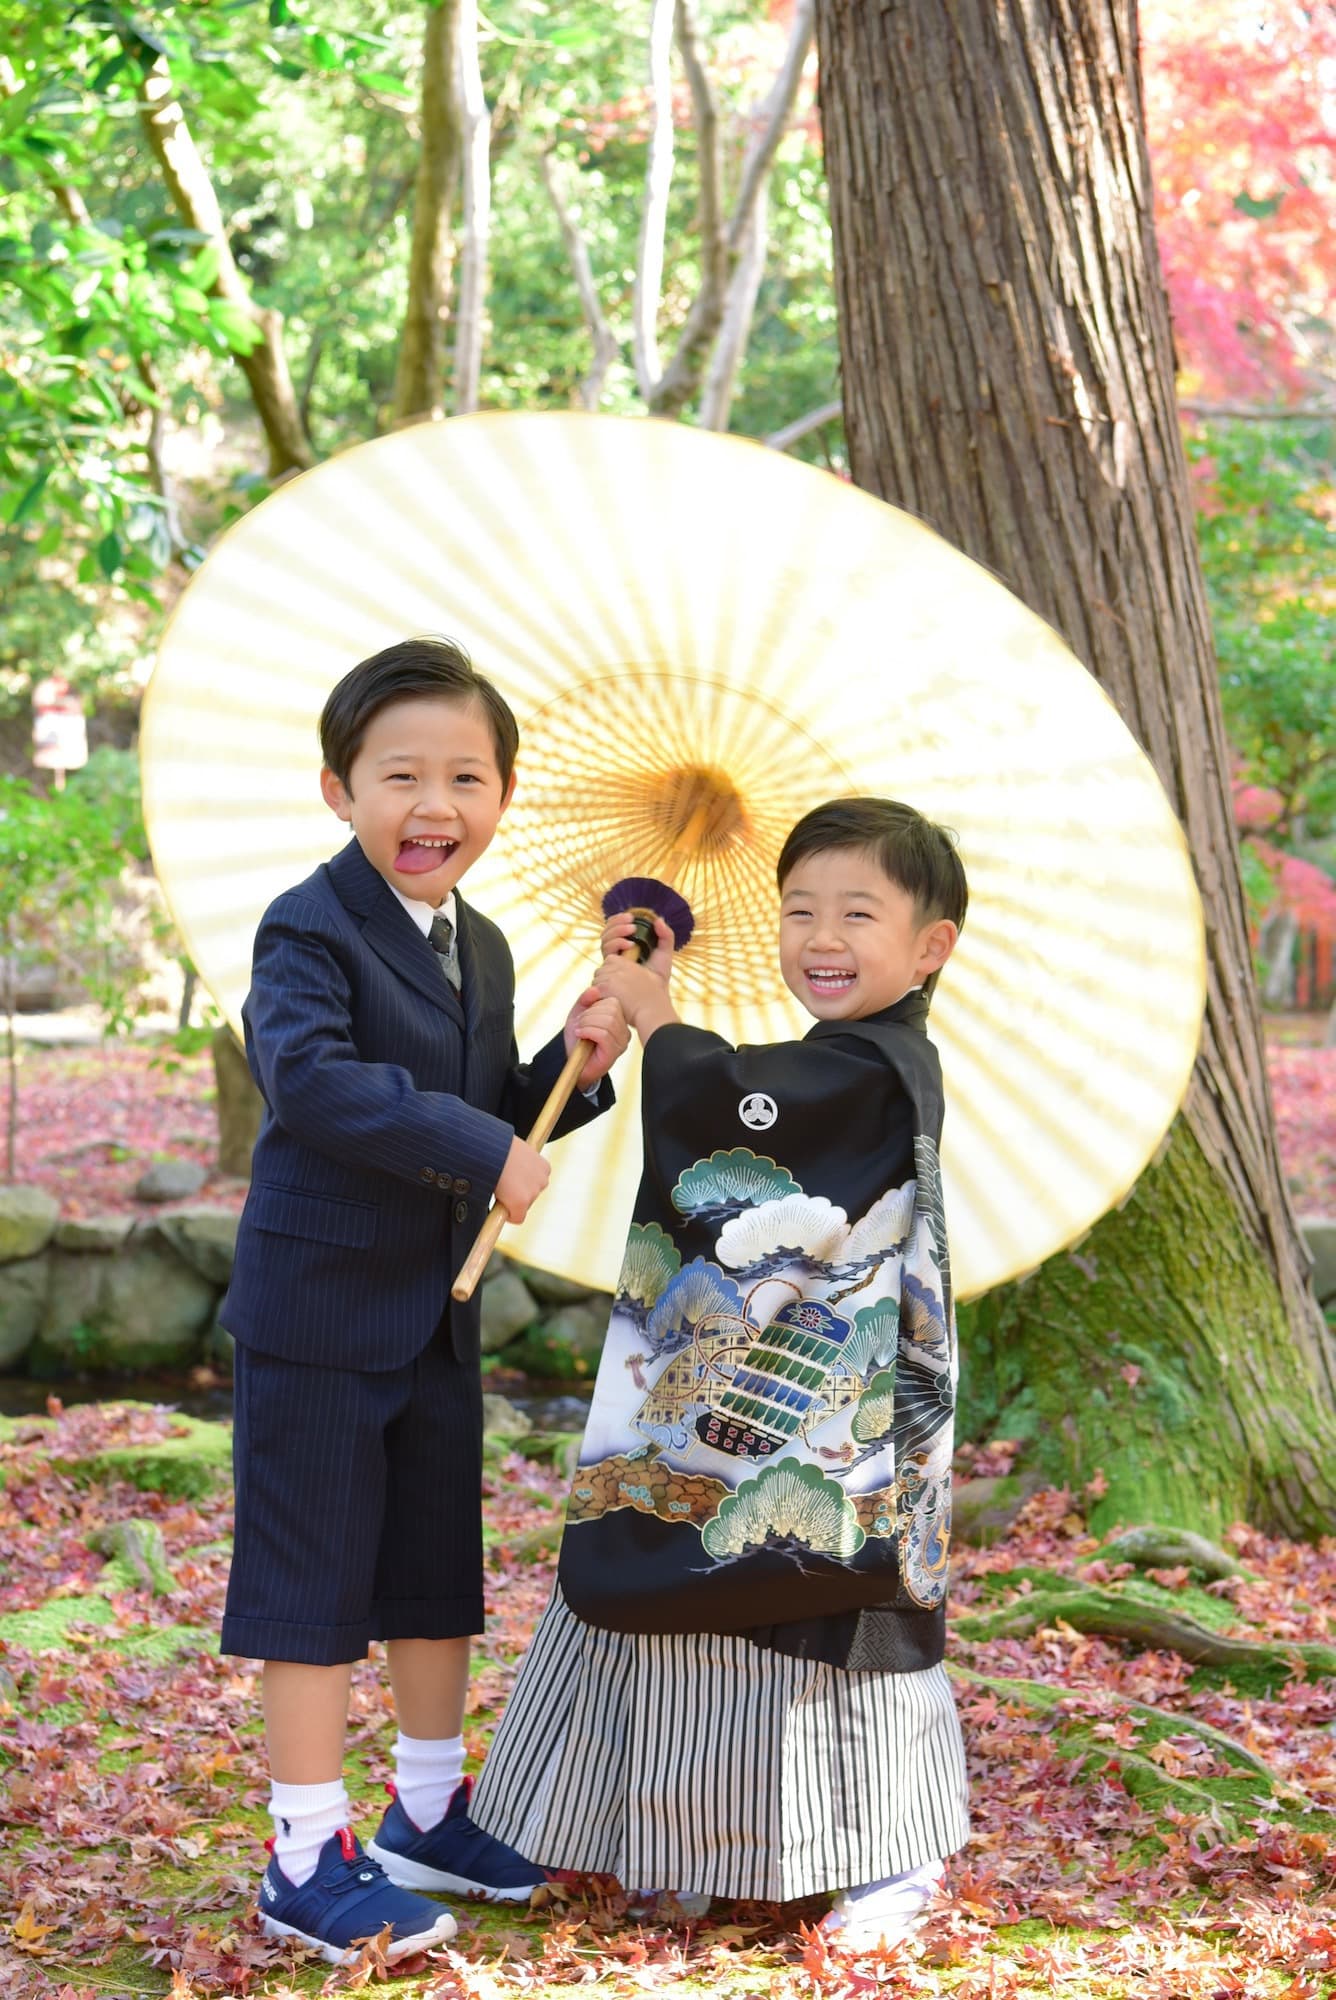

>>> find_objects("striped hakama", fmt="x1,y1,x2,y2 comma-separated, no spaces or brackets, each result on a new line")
472,1584,969,1902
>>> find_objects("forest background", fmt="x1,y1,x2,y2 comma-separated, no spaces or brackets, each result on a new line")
1,3,1336,1996
0,0,1333,996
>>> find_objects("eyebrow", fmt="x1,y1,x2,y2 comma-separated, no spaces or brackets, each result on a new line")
781,884,885,903
374,751,492,766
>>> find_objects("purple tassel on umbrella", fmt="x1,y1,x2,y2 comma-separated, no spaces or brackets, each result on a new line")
601,876,696,960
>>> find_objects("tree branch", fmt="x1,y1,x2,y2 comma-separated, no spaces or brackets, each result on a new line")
539,150,620,410
392,0,464,425
654,0,815,420
632,0,677,400
452,0,491,415
726,0,815,257
1179,399,1336,422
648,0,729,416
699,185,770,431
764,398,843,450
131,48,312,475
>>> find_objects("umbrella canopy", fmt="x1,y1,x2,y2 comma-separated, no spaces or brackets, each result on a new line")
141,412,1205,1300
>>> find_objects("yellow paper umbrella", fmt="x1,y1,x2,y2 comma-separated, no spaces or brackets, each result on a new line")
140,412,1205,1301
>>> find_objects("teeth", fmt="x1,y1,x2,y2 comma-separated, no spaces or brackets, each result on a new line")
409,838,456,848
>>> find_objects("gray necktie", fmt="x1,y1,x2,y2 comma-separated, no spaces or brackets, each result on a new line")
428,910,461,990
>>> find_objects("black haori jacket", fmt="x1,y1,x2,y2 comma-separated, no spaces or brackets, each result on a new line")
558,988,957,1673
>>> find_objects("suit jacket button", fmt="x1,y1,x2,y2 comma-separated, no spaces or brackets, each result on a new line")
420,1167,434,1182
454,1199,469,1223
452,1177,471,1195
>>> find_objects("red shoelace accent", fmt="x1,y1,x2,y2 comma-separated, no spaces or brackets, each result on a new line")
338,1827,357,1862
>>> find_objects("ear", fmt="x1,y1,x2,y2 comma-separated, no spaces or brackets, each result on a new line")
320,766,353,822
498,768,518,817
916,918,958,977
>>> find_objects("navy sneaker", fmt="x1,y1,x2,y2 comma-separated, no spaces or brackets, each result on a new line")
257,1826,457,1964
367,1778,547,1902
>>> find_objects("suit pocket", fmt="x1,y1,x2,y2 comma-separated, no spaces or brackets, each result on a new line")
248,1183,378,1249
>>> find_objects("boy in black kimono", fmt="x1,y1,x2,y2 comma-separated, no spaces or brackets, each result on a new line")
472,798,971,1950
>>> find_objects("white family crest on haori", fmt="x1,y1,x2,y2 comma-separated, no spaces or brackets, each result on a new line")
738,1092,778,1130
570,1144,957,1609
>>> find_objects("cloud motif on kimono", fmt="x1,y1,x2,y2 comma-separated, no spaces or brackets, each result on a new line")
616,1222,681,1311
701,1460,867,1561
671,1149,801,1218
715,1177,919,1275
851,1369,897,1443
645,1258,746,1353
716,1193,849,1268
840,1180,917,1263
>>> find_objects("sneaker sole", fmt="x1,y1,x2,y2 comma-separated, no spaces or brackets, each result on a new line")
365,1839,538,1902
258,1908,457,1963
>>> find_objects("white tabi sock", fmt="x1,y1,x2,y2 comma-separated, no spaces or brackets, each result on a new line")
268,1777,351,1887
393,1731,466,1832
823,1858,945,1947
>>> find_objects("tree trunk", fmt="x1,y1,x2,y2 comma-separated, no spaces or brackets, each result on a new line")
816,0,1335,1537
135,55,312,477
393,0,463,426
452,0,490,415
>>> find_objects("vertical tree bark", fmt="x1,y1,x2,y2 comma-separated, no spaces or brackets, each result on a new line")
816,0,1334,1536
452,0,490,415
135,55,313,476
393,0,463,425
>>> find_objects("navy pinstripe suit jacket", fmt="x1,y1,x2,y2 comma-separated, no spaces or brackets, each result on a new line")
218,837,610,1372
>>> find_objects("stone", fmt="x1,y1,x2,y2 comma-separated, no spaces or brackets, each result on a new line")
86,1518,176,1596
53,1215,136,1253
507,1302,607,1381
479,1264,539,1353
1300,1217,1336,1307
155,1206,239,1286
34,1235,216,1373
0,1256,48,1371
0,1187,59,1264
133,1158,208,1204
512,1259,603,1308
213,1024,263,1179
481,1392,532,1441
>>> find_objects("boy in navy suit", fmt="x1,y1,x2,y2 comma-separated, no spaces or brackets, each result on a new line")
218,637,627,1965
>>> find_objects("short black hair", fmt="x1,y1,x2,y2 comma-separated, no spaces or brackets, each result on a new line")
319,636,519,790
777,797,968,932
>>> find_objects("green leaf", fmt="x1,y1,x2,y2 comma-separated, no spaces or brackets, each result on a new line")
308,30,342,69
1232,191,1284,220
97,531,122,577
188,242,221,292
36,523,63,558
207,298,264,354
354,69,411,95
12,468,50,525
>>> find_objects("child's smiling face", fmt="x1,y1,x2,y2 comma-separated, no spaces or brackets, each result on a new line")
320,695,515,905
778,847,957,1021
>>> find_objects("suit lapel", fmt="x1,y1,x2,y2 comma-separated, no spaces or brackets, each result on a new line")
328,838,464,1025
456,896,504,1101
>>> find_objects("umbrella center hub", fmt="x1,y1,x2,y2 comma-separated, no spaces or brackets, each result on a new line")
647,765,746,865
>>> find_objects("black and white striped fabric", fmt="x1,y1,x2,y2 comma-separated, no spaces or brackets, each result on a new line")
472,1585,969,1901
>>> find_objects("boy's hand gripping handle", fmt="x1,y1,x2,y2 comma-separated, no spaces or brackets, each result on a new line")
449,911,660,1304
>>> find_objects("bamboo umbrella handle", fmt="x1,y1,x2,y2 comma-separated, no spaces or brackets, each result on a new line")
451,1036,593,1302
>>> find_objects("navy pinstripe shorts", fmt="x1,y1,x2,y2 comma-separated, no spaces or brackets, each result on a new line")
221,1327,484,1664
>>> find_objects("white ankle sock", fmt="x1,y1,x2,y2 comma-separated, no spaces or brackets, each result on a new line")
269,1778,351,1887
393,1731,466,1833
